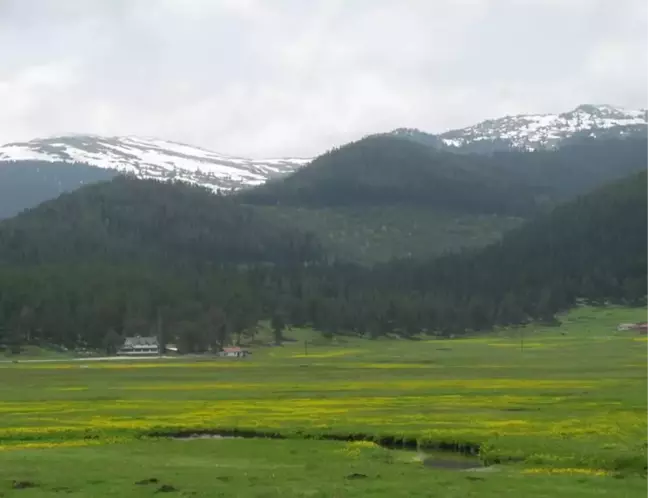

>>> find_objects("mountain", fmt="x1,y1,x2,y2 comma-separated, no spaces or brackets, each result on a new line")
389,104,647,153
240,133,645,263
0,176,322,350
483,137,647,201
0,135,310,192
0,161,118,219
240,135,538,215
238,134,535,262
1,104,643,219
0,177,322,267
0,171,643,351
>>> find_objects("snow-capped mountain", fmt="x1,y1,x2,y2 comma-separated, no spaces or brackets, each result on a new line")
391,104,647,153
1,104,644,196
0,135,311,191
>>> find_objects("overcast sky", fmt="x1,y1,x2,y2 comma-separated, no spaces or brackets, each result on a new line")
1,0,646,157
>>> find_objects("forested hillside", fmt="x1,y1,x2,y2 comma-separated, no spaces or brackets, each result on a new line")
242,136,646,263
308,171,645,335
376,169,647,329
0,177,321,351
0,177,322,267
0,161,117,219
243,136,647,209
268,171,646,337
240,135,539,216
488,138,647,201
257,205,524,264
0,171,644,352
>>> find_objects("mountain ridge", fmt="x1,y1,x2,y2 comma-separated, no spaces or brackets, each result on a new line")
0,135,310,192
388,104,647,153
239,135,540,216
0,103,645,220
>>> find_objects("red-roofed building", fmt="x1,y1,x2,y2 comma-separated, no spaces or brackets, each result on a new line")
219,347,250,358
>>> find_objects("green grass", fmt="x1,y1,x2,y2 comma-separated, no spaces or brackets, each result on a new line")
256,205,523,263
1,438,646,498
0,306,645,497
1,345,73,361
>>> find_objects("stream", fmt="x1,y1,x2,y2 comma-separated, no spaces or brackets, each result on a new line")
166,431,486,472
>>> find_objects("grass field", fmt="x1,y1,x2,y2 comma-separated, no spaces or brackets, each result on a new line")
0,306,646,497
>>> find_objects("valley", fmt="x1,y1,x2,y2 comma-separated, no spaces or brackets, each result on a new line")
4,1,647,495
0,105,645,498
0,307,646,497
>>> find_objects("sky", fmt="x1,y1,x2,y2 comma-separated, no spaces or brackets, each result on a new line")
0,0,646,157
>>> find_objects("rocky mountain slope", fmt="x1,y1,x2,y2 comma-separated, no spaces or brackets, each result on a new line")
390,104,647,153
0,135,310,192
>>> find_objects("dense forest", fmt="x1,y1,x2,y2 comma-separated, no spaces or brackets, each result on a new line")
258,205,524,264
241,136,647,211
0,170,644,353
1,137,644,265
488,137,647,201
241,136,646,263
375,169,647,328
0,177,322,267
239,135,540,216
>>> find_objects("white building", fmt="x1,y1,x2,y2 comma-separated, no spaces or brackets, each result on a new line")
117,336,160,356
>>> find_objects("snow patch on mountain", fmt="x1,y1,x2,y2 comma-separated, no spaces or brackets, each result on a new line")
0,135,312,191
438,104,647,151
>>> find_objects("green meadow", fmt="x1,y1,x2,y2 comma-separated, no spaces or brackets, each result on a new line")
0,306,646,497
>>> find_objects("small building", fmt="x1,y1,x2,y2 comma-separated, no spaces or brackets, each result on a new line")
219,347,250,358
117,336,160,356
617,323,648,334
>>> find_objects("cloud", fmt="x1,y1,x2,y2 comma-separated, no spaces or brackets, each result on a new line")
0,0,645,157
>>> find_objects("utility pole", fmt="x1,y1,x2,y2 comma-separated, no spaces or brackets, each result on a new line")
157,307,163,357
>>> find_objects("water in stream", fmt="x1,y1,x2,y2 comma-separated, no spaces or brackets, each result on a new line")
169,433,485,471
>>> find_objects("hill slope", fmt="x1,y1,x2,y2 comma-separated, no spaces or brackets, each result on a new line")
384,169,647,326
241,135,538,216
240,135,645,263
261,170,646,337
242,135,646,211
0,135,310,192
0,172,643,350
0,177,322,267
257,205,524,264
485,137,647,201
0,161,118,219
